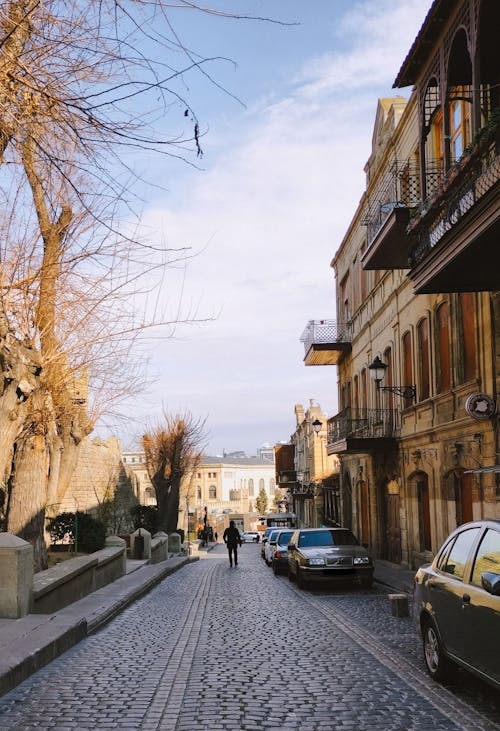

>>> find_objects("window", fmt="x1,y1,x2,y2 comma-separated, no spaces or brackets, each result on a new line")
440,528,480,581
448,86,472,163
458,292,476,382
436,302,451,393
248,478,254,497
471,529,500,587
402,331,414,407
197,487,202,500
259,478,265,491
208,486,217,499
269,478,275,496
417,319,430,401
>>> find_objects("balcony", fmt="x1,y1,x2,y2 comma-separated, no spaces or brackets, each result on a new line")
326,408,399,454
362,160,444,270
277,470,296,487
300,320,352,366
408,140,500,293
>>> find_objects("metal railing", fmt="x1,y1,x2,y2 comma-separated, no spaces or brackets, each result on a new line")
410,145,500,266
300,319,351,352
327,408,399,445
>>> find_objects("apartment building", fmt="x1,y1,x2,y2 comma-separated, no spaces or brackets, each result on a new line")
301,0,499,569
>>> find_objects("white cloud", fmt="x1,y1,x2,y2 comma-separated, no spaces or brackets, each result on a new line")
105,0,433,454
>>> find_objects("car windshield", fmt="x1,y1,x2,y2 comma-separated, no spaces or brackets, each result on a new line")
298,530,358,548
269,530,281,541
276,531,294,545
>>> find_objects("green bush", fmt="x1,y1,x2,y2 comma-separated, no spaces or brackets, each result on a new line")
46,511,106,553
130,504,159,535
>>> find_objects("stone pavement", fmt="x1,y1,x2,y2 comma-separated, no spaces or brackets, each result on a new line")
1,544,498,731
0,547,415,700
0,554,194,698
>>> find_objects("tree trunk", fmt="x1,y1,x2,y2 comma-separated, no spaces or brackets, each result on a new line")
6,389,53,571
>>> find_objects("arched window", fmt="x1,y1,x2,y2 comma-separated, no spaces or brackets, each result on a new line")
208,485,217,500
436,302,451,393
259,478,265,491
269,478,275,496
383,346,394,410
248,478,254,497
197,486,202,500
446,30,472,164
422,77,443,196
458,292,476,382
402,331,414,407
417,319,430,401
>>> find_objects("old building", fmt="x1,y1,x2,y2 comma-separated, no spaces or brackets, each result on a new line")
302,0,499,569
276,401,340,529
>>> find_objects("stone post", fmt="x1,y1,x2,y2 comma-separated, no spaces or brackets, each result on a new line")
130,528,151,560
0,534,33,618
105,535,127,574
168,532,181,554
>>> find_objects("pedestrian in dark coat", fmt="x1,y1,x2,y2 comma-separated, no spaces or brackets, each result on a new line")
223,520,242,567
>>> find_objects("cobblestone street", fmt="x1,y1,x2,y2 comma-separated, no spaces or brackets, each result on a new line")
0,544,499,731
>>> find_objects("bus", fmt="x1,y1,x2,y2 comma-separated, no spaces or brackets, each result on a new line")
258,512,295,529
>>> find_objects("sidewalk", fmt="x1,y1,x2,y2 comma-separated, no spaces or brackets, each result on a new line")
374,559,416,595
0,554,195,698
0,550,414,699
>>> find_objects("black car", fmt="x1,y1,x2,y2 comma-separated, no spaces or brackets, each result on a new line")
414,519,500,690
287,527,373,589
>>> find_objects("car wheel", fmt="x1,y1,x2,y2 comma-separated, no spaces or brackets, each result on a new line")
361,577,373,589
422,618,453,682
288,563,296,582
272,561,279,575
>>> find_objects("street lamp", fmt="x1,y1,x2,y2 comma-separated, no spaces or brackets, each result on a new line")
312,418,322,434
368,355,416,401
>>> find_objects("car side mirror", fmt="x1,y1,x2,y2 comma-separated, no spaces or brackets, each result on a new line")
481,571,500,596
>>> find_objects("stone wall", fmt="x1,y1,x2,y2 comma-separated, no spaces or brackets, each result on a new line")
57,437,137,533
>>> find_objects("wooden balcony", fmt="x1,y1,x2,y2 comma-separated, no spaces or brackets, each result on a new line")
408,142,500,293
326,408,399,455
300,320,352,366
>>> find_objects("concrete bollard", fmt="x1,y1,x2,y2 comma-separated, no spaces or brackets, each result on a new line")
105,535,127,574
0,534,34,618
130,528,151,560
168,532,181,554
151,532,168,563
388,593,409,617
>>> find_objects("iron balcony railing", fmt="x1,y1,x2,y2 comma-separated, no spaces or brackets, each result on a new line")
300,319,352,353
409,145,500,266
364,160,448,246
327,408,399,445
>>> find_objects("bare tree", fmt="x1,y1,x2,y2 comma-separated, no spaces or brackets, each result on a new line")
0,0,283,568
142,412,206,534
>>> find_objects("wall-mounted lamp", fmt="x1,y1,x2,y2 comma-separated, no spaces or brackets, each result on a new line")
368,355,416,401
312,419,323,434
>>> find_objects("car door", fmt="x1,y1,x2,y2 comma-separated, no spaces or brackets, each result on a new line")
462,527,500,684
430,527,481,659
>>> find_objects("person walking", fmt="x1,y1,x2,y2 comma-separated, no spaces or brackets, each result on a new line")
223,520,242,567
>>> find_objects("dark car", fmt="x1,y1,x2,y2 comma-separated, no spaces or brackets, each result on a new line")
414,519,500,690
287,527,373,589
271,530,294,575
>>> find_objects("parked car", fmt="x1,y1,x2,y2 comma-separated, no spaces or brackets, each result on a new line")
264,529,283,565
242,531,260,543
287,527,373,589
271,530,294,575
414,519,500,690
260,527,277,558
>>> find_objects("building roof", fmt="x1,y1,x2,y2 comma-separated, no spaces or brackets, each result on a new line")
393,0,455,88
201,455,274,467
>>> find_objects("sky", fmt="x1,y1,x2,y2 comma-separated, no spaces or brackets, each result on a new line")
100,0,434,456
